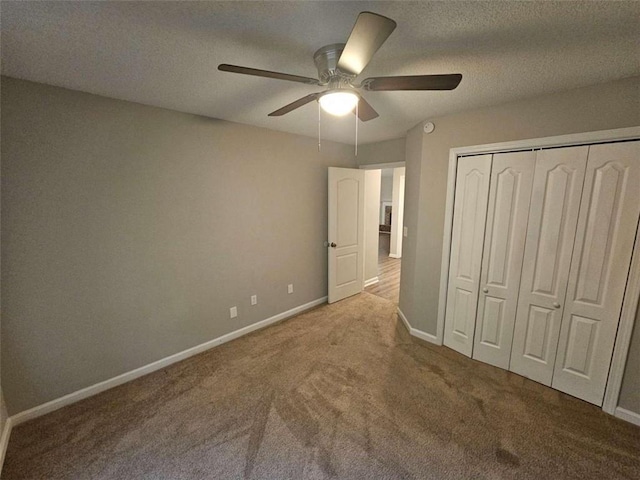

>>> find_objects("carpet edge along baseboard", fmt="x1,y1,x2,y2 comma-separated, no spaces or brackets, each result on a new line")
9,297,328,426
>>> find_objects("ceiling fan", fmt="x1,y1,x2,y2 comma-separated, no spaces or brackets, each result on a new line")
218,11,462,121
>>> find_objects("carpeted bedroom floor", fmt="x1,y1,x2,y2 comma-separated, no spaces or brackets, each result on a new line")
3,292,639,479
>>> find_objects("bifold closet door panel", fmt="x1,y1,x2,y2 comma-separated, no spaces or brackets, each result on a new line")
509,146,588,385
472,151,535,369
444,154,492,357
552,141,640,405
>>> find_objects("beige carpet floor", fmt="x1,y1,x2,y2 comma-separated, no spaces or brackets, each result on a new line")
4,292,639,479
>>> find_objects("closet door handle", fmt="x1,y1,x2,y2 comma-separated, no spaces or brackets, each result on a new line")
553,302,561,309
482,287,489,293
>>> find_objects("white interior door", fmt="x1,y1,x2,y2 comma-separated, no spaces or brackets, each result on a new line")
444,155,492,357
472,151,535,369
552,141,640,405
509,146,588,385
328,167,365,304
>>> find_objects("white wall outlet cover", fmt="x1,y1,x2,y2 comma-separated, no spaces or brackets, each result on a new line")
251,295,257,305
403,226,408,237
288,284,294,294
230,306,238,318
423,122,435,134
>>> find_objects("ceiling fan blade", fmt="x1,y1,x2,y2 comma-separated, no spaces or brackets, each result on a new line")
268,93,319,117
362,74,463,91
337,12,397,76
354,96,379,122
218,64,319,85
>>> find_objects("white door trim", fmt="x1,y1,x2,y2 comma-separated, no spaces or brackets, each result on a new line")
436,126,640,416
602,218,640,414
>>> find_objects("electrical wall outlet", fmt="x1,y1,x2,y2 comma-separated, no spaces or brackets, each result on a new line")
251,295,257,306
230,306,237,319
288,284,294,294
403,226,408,237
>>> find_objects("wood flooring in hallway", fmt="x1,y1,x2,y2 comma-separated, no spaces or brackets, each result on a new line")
365,233,401,304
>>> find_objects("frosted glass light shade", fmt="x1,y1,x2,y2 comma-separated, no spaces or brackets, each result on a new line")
318,90,359,116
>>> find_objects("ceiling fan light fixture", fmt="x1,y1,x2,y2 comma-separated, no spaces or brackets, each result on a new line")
220,11,462,124
318,90,360,116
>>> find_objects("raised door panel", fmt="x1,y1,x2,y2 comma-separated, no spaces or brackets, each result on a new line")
552,141,640,405
335,253,358,287
473,151,535,369
560,315,598,376
478,296,505,347
509,146,588,385
522,305,557,362
452,288,474,338
336,179,360,247
444,155,492,357
456,170,485,281
531,165,578,296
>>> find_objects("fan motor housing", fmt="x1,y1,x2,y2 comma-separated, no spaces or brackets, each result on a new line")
313,43,356,85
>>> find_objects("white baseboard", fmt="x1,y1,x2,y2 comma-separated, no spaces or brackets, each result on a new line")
614,406,640,427
397,307,413,332
410,327,440,345
0,417,12,475
10,297,327,427
389,253,401,259
364,276,379,287
397,307,440,345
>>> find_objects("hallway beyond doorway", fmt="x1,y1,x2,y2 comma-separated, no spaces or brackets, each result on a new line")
365,233,401,304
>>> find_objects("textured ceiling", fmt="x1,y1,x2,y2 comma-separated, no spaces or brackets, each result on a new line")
2,1,639,144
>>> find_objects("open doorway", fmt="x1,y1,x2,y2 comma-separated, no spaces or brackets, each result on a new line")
363,165,405,304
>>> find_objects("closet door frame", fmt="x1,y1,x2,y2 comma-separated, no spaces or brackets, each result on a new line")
436,126,640,419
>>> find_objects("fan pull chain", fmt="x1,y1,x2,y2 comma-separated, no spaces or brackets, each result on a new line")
355,102,358,156
318,102,321,152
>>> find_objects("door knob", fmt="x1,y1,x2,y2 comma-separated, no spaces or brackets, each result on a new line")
330,242,337,248
553,302,561,309
482,287,489,293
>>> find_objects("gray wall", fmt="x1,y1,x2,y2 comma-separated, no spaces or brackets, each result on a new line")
400,76,640,411
380,174,393,203
398,126,422,324
356,138,406,166
619,299,640,413
1,77,356,415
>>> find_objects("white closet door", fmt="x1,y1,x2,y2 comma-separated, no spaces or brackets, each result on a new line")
509,146,588,385
552,141,640,405
472,151,535,369
444,155,492,357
